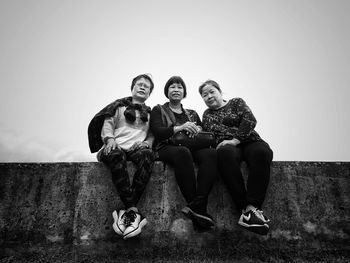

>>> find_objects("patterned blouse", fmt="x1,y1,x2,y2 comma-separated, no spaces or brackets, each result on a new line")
202,98,262,144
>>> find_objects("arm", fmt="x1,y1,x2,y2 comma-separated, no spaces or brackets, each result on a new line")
130,116,155,151
192,110,203,131
150,106,175,141
101,117,115,143
183,109,202,133
144,129,154,149
201,111,210,132
150,106,200,141
101,112,121,154
195,111,202,126
216,98,256,148
178,109,201,136
235,98,257,141
202,108,229,134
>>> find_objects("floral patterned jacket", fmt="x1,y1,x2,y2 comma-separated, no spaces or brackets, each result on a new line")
202,98,263,145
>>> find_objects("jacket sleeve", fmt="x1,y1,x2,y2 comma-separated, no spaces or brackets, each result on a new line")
101,117,115,143
201,110,211,132
235,98,257,141
87,101,117,153
150,106,175,141
194,111,202,127
144,128,154,148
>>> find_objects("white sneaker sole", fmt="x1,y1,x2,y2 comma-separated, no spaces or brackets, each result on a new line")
238,214,269,228
238,216,269,235
238,220,269,228
112,210,124,236
123,218,147,240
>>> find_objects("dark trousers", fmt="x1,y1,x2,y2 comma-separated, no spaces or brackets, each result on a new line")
158,145,217,211
99,148,155,209
217,141,273,212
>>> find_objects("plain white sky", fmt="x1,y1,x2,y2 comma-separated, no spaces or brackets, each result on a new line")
0,0,349,162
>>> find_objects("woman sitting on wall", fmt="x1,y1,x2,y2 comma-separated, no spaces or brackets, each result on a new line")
199,79,273,235
150,76,218,230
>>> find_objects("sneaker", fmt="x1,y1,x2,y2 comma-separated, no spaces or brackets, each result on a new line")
257,209,270,223
112,210,126,236
238,208,269,235
182,206,215,229
123,210,147,239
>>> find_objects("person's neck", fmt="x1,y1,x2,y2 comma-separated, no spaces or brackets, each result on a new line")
169,101,182,112
213,100,227,110
132,97,145,105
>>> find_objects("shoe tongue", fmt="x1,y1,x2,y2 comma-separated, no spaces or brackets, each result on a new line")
126,207,138,213
128,212,137,222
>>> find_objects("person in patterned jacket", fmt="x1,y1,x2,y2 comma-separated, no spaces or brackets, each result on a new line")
199,79,273,235
88,74,155,239
150,76,217,231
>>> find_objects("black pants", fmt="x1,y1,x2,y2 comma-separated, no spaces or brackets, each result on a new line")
158,145,217,211
217,141,273,212
99,148,155,209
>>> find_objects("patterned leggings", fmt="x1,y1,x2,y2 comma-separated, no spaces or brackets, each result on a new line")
99,148,155,209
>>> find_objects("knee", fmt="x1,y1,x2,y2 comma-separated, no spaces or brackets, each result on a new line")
251,147,273,163
198,148,217,162
107,148,126,161
217,145,240,163
104,148,127,169
138,148,156,161
174,146,193,162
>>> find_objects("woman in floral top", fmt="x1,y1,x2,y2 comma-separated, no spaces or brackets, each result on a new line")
199,79,273,235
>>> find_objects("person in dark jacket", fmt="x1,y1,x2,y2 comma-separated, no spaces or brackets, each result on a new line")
150,76,217,230
88,74,155,239
199,79,273,235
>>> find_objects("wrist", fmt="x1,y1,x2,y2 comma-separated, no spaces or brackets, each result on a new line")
173,126,180,134
232,138,241,144
104,136,114,144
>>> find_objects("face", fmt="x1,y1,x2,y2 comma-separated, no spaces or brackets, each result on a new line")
200,85,223,109
168,83,184,102
131,77,151,102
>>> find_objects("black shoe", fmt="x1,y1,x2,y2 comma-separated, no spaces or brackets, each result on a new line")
182,206,215,229
238,208,269,235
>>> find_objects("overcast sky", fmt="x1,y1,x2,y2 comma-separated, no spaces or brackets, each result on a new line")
1,0,349,162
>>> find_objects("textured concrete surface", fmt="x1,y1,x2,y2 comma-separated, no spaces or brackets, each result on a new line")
0,161,349,260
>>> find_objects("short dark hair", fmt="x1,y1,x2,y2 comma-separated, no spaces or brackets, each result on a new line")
164,76,187,98
198,80,221,95
131,74,154,93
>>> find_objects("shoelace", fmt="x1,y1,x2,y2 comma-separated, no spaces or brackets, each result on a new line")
251,208,266,222
124,211,137,227
258,209,270,222
254,209,269,223
120,213,127,224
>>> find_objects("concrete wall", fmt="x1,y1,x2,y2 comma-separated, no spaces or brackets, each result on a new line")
0,161,349,252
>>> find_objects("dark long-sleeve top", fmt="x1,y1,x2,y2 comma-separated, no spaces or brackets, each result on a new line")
150,102,202,150
202,98,263,144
